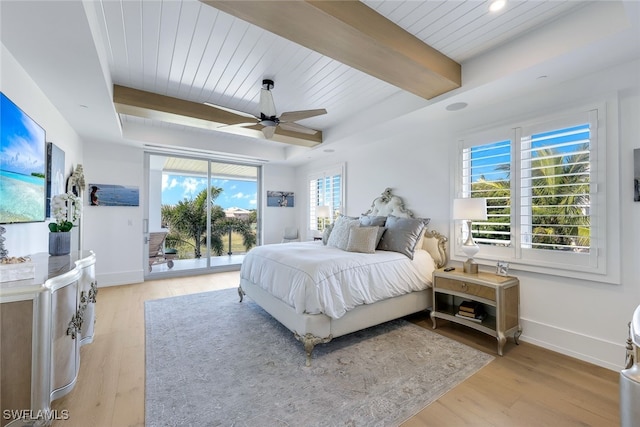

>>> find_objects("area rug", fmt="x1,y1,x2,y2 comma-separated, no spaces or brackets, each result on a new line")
145,288,494,427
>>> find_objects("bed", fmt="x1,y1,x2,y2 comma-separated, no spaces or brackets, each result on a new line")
239,188,448,366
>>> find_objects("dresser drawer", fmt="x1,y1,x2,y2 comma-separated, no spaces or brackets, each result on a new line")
434,277,496,301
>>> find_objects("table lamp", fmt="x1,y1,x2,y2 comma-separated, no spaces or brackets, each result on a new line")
316,206,330,231
453,198,487,274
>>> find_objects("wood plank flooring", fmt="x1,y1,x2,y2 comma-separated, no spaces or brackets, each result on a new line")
51,272,620,426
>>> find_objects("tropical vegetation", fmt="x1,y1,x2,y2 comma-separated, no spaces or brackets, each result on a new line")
473,143,590,252
161,187,256,258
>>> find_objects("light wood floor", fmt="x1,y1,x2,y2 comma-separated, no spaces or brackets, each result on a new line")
51,272,620,427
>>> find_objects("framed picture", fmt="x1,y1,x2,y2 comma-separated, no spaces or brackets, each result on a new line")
496,261,509,276
88,183,139,207
46,143,65,218
634,148,639,202
267,191,294,207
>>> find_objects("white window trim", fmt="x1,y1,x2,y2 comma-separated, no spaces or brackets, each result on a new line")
450,101,621,284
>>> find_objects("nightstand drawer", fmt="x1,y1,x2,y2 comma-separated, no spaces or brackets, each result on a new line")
434,277,496,301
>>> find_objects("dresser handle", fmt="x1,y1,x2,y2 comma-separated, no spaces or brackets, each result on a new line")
461,282,468,290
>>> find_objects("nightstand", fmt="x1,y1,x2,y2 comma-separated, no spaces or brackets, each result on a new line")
431,268,522,355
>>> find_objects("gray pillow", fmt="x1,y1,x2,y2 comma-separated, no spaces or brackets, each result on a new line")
327,216,360,250
322,223,334,245
377,215,426,259
345,226,379,254
359,215,387,227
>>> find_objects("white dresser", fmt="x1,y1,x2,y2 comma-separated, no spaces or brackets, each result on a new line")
621,304,640,427
0,251,97,426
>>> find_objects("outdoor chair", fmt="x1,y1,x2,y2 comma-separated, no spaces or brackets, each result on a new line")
148,231,177,272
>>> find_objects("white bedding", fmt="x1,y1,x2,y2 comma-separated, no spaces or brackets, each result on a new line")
240,241,435,319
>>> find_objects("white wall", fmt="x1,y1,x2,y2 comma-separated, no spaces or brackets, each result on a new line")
295,60,640,371
0,45,84,257
82,140,145,286
261,164,297,244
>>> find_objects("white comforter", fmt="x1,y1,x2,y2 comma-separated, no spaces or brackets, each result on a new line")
240,241,435,319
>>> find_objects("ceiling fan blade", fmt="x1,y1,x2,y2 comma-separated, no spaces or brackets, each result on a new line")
216,122,258,129
259,88,277,117
279,121,318,135
203,102,257,120
262,125,277,139
279,109,327,123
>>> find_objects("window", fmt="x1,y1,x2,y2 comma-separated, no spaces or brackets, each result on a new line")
456,107,606,276
308,164,344,232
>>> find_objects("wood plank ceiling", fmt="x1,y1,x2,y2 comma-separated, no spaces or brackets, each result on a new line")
97,0,586,147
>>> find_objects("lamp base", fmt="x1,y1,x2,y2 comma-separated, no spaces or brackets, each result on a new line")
463,259,478,274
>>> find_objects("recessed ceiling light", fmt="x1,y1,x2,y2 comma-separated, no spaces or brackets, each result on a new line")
536,75,548,80
489,0,506,12
446,102,468,112
323,149,335,153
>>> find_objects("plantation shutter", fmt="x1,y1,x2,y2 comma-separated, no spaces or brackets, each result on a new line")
464,140,512,247
308,165,344,231
520,123,592,253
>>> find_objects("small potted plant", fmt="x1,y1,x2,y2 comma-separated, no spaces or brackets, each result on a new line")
48,191,81,255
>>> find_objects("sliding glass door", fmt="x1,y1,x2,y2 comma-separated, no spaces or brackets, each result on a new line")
145,153,260,278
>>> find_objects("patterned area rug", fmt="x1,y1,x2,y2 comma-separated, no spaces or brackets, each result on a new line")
145,288,493,427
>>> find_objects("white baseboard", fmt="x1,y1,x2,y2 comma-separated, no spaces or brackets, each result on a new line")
520,317,626,372
96,269,144,287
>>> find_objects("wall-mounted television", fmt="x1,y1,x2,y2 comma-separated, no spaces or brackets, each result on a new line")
0,92,47,223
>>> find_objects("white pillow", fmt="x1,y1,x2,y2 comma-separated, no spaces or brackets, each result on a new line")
346,226,379,254
327,216,360,250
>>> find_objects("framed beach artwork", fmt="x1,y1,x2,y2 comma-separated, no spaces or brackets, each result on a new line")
267,191,294,207
46,143,65,218
88,183,139,207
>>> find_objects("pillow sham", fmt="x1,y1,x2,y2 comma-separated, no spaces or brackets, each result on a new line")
376,215,426,259
345,226,379,254
359,215,387,227
327,216,360,250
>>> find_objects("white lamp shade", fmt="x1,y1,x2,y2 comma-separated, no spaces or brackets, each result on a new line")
316,206,330,218
453,198,487,221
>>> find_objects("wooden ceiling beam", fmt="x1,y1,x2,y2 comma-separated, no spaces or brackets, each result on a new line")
113,85,322,147
201,0,461,100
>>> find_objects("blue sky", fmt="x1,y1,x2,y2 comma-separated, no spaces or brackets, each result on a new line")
0,93,46,176
162,174,257,209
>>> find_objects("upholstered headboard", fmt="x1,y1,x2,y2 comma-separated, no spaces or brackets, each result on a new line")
363,188,448,268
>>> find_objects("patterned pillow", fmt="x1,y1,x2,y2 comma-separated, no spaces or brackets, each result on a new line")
346,226,379,254
327,216,360,250
322,223,334,245
376,215,426,259
359,215,387,227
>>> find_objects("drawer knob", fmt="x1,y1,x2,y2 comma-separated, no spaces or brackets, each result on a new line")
461,282,468,290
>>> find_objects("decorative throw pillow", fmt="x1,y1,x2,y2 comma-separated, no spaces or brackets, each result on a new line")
377,215,427,259
359,215,387,227
322,223,334,245
414,218,431,250
327,216,360,250
346,226,379,254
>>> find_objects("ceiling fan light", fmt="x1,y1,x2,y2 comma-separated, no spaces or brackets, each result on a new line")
260,88,277,117
259,119,277,127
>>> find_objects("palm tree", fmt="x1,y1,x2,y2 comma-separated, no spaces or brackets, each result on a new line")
209,217,257,256
162,187,256,258
162,187,223,258
469,142,590,252
528,144,590,250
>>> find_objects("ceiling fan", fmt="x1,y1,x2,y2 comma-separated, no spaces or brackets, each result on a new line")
215,79,327,139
